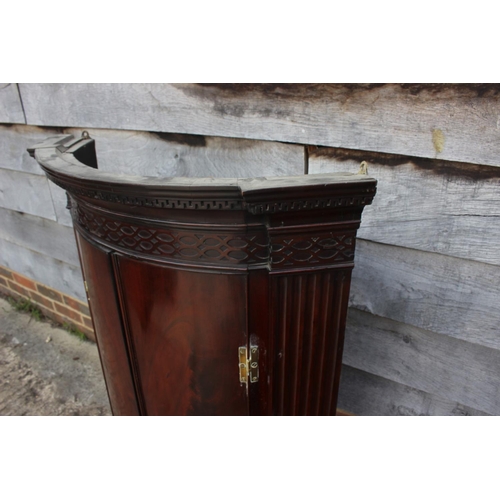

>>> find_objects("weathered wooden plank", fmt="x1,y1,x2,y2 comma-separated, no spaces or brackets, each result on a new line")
342,309,500,415
1,123,304,227
45,126,304,227
47,181,73,227
338,365,489,416
0,207,79,267
0,124,64,176
0,169,56,221
19,83,500,167
309,148,500,266
0,238,85,301
0,84,25,124
1,123,305,178
64,127,305,178
351,240,500,350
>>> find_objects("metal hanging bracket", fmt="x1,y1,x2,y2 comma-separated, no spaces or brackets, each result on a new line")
358,161,368,175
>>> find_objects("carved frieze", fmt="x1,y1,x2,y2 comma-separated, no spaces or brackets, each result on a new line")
73,202,358,271
270,232,356,269
73,203,269,268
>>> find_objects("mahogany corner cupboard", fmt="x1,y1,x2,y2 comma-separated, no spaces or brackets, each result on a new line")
29,133,377,416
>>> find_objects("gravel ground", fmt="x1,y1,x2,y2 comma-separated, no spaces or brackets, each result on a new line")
0,296,111,416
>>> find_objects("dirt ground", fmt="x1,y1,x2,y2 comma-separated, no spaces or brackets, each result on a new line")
0,296,111,416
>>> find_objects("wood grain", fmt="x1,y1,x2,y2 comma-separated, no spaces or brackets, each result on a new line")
0,84,25,124
63,127,305,178
0,124,51,176
270,270,351,415
115,256,248,416
13,123,304,227
351,239,500,350
47,181,73,227
6,123,304,178
18,83,500,167
338,365,489,416
0,207,79,267
309,148,500,266
8,123,305,226
342,308,500,415
0,237,85,301
0,168,56,221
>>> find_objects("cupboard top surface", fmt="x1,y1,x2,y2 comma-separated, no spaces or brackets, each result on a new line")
29,134,377,214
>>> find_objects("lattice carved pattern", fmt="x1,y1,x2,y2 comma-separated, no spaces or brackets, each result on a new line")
73,205,269,266
271,232,356,268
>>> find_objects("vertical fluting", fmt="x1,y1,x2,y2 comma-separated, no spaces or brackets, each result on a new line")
276,277,287,415
322,276,344,415
290,275,303,414
312,273,332,416
271,270,348,415
299,274,316,415
327,271,351,415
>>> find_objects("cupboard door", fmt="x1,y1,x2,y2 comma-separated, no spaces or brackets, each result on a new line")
115,256,249,416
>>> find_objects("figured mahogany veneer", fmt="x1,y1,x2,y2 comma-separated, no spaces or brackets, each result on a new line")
29,134,376,416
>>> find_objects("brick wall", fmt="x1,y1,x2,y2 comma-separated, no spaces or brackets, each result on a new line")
0,264,95,342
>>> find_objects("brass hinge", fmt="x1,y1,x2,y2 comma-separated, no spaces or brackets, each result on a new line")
239,346,259,385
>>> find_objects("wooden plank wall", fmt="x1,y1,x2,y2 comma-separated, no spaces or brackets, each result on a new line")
0,84,25,124
1,83,499,415
18,83,500,167
0,122,305,302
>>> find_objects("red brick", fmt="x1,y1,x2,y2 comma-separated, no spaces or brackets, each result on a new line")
0,276,7,287
0,285,24,302
52,316,96,343
79,324,96,342
82,315,93,329
37,284,63,303
29,291,54,310
0,267,13,280
63,295,90,316
39,305,84,330
54,302,82,323
34,304,56,321
0,283,13,296
12,273,37,291
48,310,67,326
8,280,31,298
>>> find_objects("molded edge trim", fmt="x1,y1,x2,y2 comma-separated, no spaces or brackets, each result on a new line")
29,134,377,213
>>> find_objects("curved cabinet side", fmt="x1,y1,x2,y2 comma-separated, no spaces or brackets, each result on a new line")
75,232,140,415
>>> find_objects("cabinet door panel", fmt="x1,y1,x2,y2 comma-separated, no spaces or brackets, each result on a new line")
115,256,249,416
